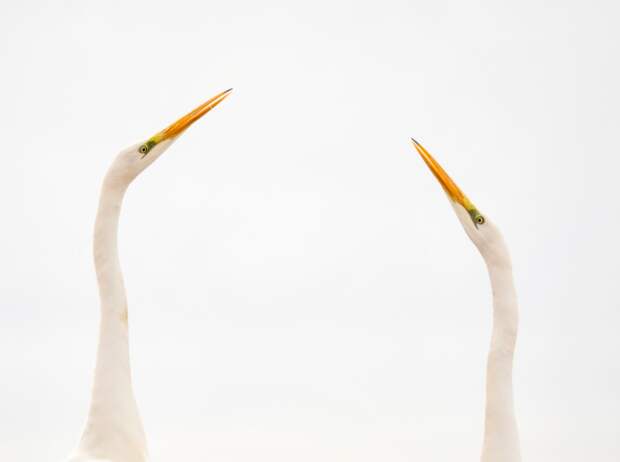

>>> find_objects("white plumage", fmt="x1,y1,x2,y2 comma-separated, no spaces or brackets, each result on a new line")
67,89,232,462
412,139,521,462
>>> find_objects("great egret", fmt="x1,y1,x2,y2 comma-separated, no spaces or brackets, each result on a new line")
411,139,521,462
67,89,232,462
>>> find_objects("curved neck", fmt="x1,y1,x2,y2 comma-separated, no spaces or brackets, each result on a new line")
480,251,521,462
73,173,147,461
94,180,129,319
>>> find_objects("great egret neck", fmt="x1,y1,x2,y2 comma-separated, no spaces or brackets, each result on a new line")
68,89,232,462
411,139,521,462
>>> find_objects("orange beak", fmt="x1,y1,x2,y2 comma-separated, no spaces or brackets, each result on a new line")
410,137,477,212
150,88,233,144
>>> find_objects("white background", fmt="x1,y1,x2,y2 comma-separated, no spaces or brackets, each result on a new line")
1,0,619,460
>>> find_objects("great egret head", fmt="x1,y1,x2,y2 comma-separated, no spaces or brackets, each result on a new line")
411,138,508,263
105,88,232,187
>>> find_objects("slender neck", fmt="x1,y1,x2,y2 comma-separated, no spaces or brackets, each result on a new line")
73,172,148,461
480,250,521,462
94,180,129,320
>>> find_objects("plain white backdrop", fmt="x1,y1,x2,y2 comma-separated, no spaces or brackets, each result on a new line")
1,0,619,460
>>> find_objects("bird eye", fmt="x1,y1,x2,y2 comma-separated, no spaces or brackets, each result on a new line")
476,215,485,225
139,145,149,155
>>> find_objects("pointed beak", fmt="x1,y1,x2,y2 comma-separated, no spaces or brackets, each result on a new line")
148,88,233,146
410,138,477,213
